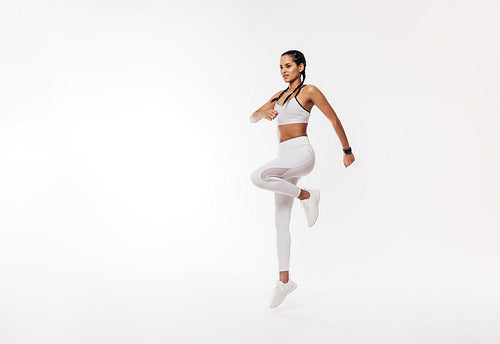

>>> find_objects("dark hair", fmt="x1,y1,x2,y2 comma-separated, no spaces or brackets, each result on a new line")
270,50,307,105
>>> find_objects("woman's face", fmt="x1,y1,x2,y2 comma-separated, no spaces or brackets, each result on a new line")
280,55,302,83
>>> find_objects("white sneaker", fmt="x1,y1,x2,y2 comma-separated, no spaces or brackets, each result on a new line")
268,279,298,309
300,188,320,227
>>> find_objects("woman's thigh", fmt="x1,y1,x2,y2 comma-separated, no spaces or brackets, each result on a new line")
251,144,315,185
272,145,315,179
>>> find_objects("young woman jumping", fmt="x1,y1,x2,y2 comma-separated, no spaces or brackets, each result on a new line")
249,50,355,309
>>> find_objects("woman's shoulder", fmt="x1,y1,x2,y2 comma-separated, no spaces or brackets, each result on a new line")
299,83,318,97
302,84,325,100
302,83,319,92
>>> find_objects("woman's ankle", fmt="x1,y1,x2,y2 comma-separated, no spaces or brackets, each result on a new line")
298,189,310,200
279,270,289,283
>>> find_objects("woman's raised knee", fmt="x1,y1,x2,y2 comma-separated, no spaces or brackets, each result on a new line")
250,169,264,187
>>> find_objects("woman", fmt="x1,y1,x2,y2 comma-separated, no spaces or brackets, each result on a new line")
249,50,355,309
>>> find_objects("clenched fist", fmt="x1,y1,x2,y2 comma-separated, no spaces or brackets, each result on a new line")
343,153,355,168
261,110,279,121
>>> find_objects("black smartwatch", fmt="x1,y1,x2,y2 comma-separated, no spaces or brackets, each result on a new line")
343,147,352,154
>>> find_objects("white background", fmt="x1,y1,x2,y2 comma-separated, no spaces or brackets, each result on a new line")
1,0,499,343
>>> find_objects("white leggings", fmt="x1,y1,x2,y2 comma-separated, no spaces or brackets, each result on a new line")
250,136,315,271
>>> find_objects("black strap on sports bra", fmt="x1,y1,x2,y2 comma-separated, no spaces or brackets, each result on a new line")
275,87,288,102
277,83,306,105
296,83,306,97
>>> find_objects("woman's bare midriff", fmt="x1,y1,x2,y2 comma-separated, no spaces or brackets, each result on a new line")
278,123,308,143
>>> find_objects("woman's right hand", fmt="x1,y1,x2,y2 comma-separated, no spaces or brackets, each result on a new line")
261,110,279,121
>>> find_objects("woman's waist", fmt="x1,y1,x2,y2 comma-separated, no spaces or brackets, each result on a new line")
278,135,312,153
278,123,308,143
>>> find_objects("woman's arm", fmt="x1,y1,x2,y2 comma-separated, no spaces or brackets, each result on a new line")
249,111,266,123
250,90,282,123
307,85,351,150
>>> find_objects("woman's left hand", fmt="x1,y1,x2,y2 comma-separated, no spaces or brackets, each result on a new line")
343,153,355,168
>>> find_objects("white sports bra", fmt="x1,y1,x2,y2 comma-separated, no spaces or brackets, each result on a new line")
274,85,310,126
